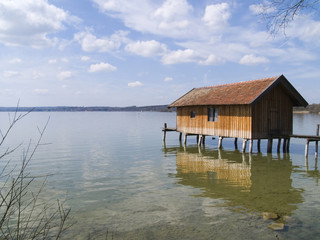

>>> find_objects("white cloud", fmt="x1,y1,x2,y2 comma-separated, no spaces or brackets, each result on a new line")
74,30,129,52
9,58,22,64
89,62,117,73
239,54,269,65
128,81,143,87
81,56,90,61
0,0,73,47
93,0,199,39
33,71,44,79
161,49,201,64
33,89,49,94
57,71,72,80
154,0,192,31
164,77,173,82
125,40,167,57
200,54,225,65
48,59,57,64
61,57,69,63
249,3,276,15
202,3,230,31
286,15,320,45
3,71,19,78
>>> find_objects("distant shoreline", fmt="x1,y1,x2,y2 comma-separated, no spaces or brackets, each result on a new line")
0,105,318,114
0,105,175,112
293,110,319,114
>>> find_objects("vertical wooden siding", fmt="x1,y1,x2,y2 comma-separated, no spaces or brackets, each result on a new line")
176,105,252,138
252,84,293,139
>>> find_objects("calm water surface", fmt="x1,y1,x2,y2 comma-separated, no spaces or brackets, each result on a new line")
1,112,320,239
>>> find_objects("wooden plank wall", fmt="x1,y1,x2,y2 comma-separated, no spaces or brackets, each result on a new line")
252,84,293,139
176,105,252,138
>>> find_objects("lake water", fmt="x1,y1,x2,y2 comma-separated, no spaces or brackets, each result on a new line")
1,112,320,239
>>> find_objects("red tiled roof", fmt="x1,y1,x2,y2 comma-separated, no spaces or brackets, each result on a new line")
169,75,308,107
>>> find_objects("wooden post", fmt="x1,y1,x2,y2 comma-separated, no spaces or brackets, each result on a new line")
267,138,273,153
242,139,247,153
287,138,290,152
277,138,282,153
234,138,238,150
198,135,203,146
179,132,182,142
249,139,253,153
197,134,199,143
257,139,261,152
183,133,188,145
283,138,287,153
162,123,167,142
218,136,223,149
202,135,206,145
305,139,310,157
316,124,319,158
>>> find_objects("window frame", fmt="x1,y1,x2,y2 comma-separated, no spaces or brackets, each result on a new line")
208,107,218,122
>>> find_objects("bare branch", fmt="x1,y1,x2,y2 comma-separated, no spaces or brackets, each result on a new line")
0,106,71,239
258,0,320,35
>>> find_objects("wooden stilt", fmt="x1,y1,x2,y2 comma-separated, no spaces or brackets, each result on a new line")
162,123,167,142
218,136,223,149
316,125,319,158
242,139,247,153
234,138,238,150
197,135,199,143
305,139,309,157
179,132,182,142
267,138,273,153
257,139,261,152
183,133,188,145
287,138,290,152
202,135,206,145
283,138,287,153
277,138,282,153
249,139,253,153
198,135,203,146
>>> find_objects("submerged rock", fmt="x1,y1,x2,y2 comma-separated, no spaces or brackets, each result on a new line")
268,222,285,231
262,212,279,220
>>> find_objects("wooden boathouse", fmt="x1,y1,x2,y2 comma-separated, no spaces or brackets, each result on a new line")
166,75,309,153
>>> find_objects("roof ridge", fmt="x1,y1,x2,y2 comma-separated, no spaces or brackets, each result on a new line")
199,76,280,89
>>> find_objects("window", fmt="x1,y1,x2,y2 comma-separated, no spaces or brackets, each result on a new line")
190,111,196,118
208,107,218,122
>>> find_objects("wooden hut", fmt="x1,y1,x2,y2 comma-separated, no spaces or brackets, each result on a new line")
168,75,308,153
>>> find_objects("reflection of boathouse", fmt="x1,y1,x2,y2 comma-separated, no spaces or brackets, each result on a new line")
168,75,308,153
166,146,303,218
177,152,251,189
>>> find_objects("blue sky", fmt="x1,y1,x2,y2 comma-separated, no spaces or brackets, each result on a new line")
0,0,319,107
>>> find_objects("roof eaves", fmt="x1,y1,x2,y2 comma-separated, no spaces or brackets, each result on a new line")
168,88,196,108
250,75,282,105
278,76,308,107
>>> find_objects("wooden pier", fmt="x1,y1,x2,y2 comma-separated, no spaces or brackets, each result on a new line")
163,123,320,157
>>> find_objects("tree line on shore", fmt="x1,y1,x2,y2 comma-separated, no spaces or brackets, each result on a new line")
294,104,320,113
0,104,319,113
0,105,174,112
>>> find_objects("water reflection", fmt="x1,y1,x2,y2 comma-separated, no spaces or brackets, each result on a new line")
301,157,320,186
164,145,304,223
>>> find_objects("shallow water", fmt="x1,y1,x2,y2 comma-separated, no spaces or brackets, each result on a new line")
0,112,320,239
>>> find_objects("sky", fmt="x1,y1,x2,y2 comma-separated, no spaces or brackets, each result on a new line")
0,0,319,107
